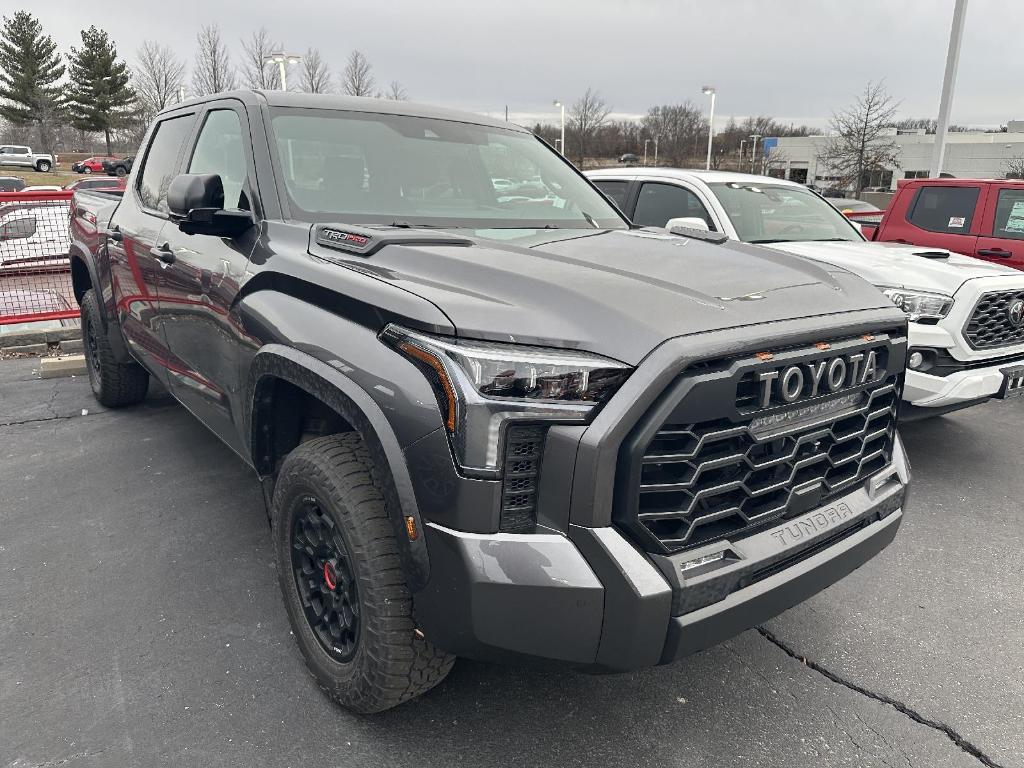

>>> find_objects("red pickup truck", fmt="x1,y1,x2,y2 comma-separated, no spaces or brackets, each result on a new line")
861,178,1024,270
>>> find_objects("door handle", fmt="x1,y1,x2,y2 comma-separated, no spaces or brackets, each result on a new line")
977,248,1013,258
150,243,176,265
108,225,123,242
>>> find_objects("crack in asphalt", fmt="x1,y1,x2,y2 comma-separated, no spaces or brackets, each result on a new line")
0,413,80,428
758,627,1007,768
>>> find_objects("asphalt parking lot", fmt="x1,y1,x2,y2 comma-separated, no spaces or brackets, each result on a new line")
1,357,1021,768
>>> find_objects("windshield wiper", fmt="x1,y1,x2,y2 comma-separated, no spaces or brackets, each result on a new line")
748,238,789,244
581,211,600,229
808,237,851,242
387,221,460,229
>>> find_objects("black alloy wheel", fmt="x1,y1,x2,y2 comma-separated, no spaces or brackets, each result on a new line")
290,498,361,662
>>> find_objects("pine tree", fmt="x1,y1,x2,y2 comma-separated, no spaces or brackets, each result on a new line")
67,26,136,156
0,11,66,156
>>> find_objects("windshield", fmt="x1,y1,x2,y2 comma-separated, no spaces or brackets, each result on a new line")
708,182,863,244
269,108,626,230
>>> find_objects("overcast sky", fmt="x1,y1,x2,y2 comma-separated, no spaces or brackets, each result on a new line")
28,0,1024,130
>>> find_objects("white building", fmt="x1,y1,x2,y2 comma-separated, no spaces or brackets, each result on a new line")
768,124,1024,190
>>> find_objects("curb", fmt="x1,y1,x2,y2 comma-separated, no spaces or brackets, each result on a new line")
0,329,82,358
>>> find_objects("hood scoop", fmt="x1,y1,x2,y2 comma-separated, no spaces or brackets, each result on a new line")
311,223,473,258
913,250,951,260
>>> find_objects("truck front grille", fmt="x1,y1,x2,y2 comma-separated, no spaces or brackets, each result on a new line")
614,332,904,555
964,290,1024,349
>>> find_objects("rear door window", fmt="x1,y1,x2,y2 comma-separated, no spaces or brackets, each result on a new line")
991,189,1024,241
136,113,197,214
592,180,630,212
907,185,981,233
633,182,714,229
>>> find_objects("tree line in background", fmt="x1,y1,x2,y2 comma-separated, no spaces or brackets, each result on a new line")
0,10,410,156
533,88,820,170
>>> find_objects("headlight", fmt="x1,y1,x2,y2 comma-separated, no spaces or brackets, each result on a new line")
879,287,954,322
382,324,632,475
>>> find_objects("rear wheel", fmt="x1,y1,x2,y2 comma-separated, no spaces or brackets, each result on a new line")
272,433,454,713
35,160,51,172
115,166,127,177
81,289,149,407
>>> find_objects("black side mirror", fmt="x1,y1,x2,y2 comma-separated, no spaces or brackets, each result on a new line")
167,173,252,237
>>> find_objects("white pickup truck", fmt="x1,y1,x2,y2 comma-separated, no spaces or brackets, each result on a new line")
586,168,1024,419
0,145,55,173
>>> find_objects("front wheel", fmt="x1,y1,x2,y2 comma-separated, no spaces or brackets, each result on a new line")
83,166,92,174
81,288,149,407
115,166,127,177
272,433,454,713
35,160,51,172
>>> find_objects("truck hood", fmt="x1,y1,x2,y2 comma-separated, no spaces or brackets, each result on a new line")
764,240,1020,296
318,227,896,365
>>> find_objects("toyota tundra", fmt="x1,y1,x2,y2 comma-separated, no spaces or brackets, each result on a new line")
68,91,910,713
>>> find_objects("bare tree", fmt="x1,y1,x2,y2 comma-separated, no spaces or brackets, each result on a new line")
384,80,408,101
239,27,280,90
1003,155,1024,180
341,50,375,97
299,47,331,93
568,87,611,166
192,24,236,96
642,102,706,166
817,81,901,196
134,40,186,117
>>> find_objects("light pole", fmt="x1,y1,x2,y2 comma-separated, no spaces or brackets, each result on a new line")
702,86,716,171
643,138,650,166
176,86,186,104
930,0,969,177
739,139,746,171
553,100,565,156
749,134,761,174
653,136,659,166
264,52,302,91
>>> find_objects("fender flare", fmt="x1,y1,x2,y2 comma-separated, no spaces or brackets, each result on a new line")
67,242,103,323
247,344,430,591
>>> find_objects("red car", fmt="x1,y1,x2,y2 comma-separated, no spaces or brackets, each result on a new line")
63,176,127,192
71,156,117,174
861,177,1024,270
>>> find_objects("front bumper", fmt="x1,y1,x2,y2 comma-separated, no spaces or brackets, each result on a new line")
903,365,1005,407
415,437,909,670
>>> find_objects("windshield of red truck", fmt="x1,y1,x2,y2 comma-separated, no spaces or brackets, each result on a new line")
269,108,626,230
708,182,863,244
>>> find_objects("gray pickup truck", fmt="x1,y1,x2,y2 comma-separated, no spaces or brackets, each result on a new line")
68,91,910,713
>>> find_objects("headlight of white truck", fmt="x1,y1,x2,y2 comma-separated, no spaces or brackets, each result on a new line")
382,324,632,475
879,287,954,323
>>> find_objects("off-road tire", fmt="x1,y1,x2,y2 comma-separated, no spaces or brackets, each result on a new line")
81,289,149,407
35,160,51,172
272,433,454,714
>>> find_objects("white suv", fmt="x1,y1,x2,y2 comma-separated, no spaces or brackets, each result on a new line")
0,145,55,173
586,168,1024,418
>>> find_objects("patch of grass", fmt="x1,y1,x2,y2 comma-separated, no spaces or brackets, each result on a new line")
1,168,82,187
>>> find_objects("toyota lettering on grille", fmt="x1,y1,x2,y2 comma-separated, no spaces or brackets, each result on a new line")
756,350,881,409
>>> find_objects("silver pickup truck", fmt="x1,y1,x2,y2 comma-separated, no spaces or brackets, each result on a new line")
0,145,55,173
